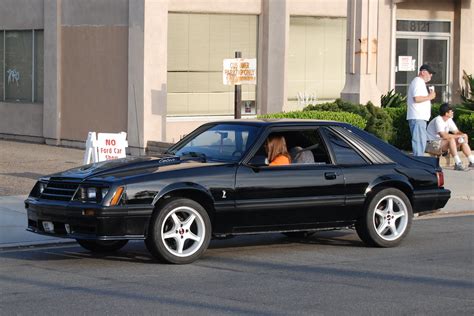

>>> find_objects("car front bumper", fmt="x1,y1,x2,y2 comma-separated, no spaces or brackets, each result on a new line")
25,198,154,240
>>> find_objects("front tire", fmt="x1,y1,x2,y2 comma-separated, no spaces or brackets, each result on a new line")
76,239,128,252
145,198,211,264
356,188,413,247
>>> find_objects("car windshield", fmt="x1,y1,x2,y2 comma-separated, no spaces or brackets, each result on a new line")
169,124,260,162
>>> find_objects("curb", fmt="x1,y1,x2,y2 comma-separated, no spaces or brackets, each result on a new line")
0,239,77,251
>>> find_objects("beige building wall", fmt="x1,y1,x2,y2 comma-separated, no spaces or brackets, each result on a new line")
454,0,473,103
396,0,455,20
60,26,128,141
165,0,347,143
60,0,129,143
0,0,472,148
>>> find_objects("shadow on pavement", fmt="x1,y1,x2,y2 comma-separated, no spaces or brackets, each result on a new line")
0,231,363,264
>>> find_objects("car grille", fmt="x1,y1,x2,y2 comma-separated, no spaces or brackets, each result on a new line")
40,181,79,201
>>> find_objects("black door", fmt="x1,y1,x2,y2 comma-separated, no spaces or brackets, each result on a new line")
233,128,346,233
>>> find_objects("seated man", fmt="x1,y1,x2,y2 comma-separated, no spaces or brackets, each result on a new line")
426,103,474,171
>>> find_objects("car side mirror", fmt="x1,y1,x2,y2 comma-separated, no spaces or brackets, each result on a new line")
247,155,268,167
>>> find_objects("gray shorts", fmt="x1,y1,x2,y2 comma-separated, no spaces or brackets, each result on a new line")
425,140,443,155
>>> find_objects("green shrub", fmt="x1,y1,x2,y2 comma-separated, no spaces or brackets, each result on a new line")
453,104,474,118
258,110,367,129
365,102,393,141
461,70,474,110
267,99,469,150
381,89,407,108
457,113,474,143
385,106,411,150
303,99,392,141
304,99,371,118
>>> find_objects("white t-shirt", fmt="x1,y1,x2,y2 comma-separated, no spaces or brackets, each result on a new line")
407,76,431,121
426,115,458,141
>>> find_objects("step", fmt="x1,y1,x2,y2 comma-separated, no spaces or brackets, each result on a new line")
431,153,469,168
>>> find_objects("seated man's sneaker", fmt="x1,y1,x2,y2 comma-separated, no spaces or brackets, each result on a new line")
454,163,466,171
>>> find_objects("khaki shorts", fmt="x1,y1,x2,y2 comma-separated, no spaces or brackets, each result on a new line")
425,140,443,155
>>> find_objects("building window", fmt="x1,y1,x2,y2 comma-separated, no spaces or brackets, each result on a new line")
167,13,258,116
0,30,43,103
287,17,346,108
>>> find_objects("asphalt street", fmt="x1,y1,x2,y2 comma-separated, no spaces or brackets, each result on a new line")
0,215,473,315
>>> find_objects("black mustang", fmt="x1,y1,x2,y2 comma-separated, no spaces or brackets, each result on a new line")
26,120,450,263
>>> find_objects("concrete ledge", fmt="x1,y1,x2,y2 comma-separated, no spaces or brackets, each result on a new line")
0,133,45,144
146,140,173,156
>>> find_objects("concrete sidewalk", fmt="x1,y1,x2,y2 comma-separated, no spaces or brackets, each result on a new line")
0,139,473,249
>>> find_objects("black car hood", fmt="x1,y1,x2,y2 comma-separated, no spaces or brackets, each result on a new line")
46,155,218,182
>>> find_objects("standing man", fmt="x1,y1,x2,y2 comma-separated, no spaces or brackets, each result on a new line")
426,103,474,171
407,64,437,156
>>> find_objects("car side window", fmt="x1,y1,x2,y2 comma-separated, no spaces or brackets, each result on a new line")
173,124,259,162
324,129,368,165
250,129,331,165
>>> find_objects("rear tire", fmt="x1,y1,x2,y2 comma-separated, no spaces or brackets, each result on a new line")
76,239,128,252
145,198,211,264
356,188,412,247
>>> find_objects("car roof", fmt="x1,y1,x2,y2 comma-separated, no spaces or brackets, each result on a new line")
204,119,348,127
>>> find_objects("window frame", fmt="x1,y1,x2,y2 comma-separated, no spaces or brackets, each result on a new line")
244,125,334,168
320,127,370,166
0,29,43,104
166,12,258,117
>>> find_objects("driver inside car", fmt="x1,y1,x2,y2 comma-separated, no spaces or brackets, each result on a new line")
265,135,291,166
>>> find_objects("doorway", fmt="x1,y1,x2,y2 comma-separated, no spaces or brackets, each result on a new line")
395,20,450,103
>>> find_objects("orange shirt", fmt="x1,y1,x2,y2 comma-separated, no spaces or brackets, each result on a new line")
269,155,290,166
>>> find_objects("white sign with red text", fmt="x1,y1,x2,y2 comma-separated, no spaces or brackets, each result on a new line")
223,58,257,85
97,132,128,161
84,132,128,164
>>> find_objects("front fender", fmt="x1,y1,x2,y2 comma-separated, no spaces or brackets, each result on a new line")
152,182,215,206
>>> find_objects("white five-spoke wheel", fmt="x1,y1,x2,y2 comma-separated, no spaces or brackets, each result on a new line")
372,195,409,241
356,188,413,247
146,198,211,264
161,206,206,257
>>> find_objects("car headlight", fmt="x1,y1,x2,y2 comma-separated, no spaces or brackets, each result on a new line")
102,188,109,199
87,187,96,199
29,180,48,198
39,182,47,194
74,185,109,203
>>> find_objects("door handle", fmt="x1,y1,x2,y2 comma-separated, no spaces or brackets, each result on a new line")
325,172,337,180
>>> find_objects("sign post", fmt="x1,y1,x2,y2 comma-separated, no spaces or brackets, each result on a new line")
234,51,242,119
223,53,257,119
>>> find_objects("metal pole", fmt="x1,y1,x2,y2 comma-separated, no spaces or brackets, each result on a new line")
234,51,242,119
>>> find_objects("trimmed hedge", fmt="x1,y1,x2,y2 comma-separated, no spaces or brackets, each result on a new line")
384,106,411,150
457,113,474,142
303,99,393,142
259,100,473,151
258,110,367,130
